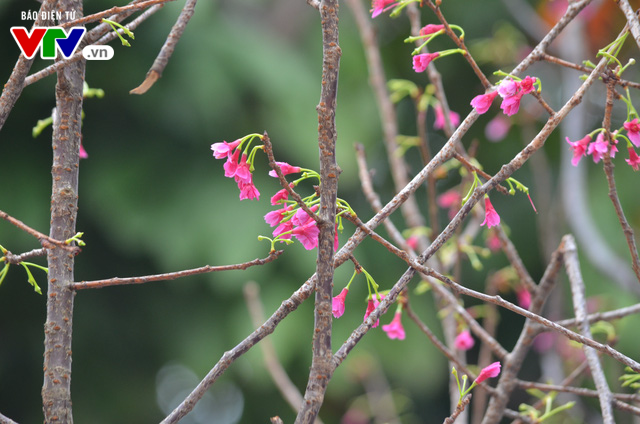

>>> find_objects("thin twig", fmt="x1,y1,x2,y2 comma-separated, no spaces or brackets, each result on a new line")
0,0,56,133
70,251,283,290
0,210,79,253
617,0,640,51
243,282,320,423
552,303,640,328
443,394,472,424
516,380,640,404
564,235,615,423
24,3,164,87
60,0,173,28
494,225,537,292
3,248,47,265
263,133,322,225
130,0,197,94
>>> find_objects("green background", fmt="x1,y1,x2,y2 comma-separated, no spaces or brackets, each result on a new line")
1,0,639,422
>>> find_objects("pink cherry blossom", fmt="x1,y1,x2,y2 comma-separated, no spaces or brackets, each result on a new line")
454,330,475,350
264,205,292,227
238,181,260,201
626,147,640,171
79,143,88,159
371,0,397,18
485,233,502,252
363,298,381,328
587,133,610,163
406,236,418,250
382,311,406,340
210,139,241,159
485,115,511,142
481,197,500,228
516,287,531,310
270,188,289,205
565,135,591,166
419,24,445,36
291,205,319,226
273,220,293,240
437,190,462,208
474,361,501,384
292,221,320,250
332,288,349,318
234,154,252,184
497,79,519,98
520,76,536,94
223,149,241,178
470,91,499,114
269,162,302,178
500,91,524,116
623,118,640,147
433,105,460,130
412,52,440,73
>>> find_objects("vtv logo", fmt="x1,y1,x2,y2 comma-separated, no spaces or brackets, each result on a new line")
11,26,86,59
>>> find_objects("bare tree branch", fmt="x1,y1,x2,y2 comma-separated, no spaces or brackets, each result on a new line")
0,210,79,253
70,251,283,290
130,0,198,94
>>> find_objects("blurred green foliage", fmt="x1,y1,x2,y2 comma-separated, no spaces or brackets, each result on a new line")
1,0,640,423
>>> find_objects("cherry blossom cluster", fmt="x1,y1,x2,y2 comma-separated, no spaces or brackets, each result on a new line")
566,121,640,171
332,267,406,340
211,134,349,251
470,76,539,117
211,133,264,201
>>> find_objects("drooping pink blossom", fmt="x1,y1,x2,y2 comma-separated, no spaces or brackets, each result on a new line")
520,76,536,94
500,91,524,116
474,362,501,384
626,147,640,171
382,311,406,340
291,205,319,226
485,115,511,142
292,221,320,250
480,197,500,228
270,188,289,205
371,0,397,18
210,139,241,159
234,154,252,184
412,52,440,73
497,79,519,98
454,330,475,350
238,181,260,201
264,205,292,227
406,236,418,250
223,149,241,178
565,135,592,166
485,233,502,252
470,91,499,114
363,298,381,328
623,118,640,147
334,223,339,252
516,287,531,310
437,190,462,209
419,24,445,36
273,220,293,240
433,104,460,130
332,288,349,318
79,143,88,159
587,133,610,163
268,162,302,178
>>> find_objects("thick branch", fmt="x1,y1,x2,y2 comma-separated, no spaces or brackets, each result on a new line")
296,0,341,421
42,1,85,422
